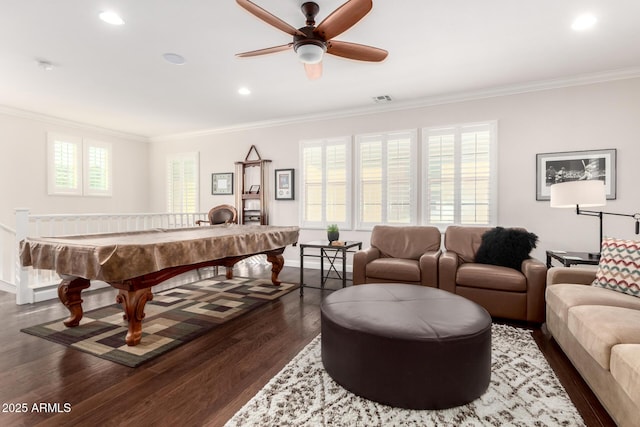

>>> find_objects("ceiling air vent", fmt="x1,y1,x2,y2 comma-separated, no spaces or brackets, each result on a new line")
372,95,393,104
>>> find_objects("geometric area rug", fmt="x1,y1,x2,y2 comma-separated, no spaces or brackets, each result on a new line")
225,324,586,426
21,276,297,368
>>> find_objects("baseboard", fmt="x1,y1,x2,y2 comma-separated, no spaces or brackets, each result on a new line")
0,279,15,294
32,281,112,303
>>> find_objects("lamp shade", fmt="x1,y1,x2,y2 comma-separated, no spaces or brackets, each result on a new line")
295,43,325,64
550,180,606,208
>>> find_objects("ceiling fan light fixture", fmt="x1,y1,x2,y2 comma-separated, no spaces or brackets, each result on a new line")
295,43,326,64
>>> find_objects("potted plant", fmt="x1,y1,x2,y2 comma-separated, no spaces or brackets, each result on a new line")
327,224,339,242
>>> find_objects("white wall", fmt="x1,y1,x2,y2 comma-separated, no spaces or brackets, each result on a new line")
149,77,640,265
0,109,151,227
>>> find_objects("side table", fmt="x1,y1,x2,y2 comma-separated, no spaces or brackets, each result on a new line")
299,240,362,296
546,250,600,268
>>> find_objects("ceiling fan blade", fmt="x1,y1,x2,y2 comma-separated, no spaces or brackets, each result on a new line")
236,43,293,57
326,40,387,62
304,62,323,80
236,0,305,37
315,0,372,40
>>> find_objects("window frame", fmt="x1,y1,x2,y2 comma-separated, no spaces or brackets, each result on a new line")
47,132,113,197
354,129,418,230
166,152,200,213
299,136,352,230
83,139,112,197
421,121,498,227
47,132,83,196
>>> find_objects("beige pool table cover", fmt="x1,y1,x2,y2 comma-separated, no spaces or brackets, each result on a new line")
20,224,300,282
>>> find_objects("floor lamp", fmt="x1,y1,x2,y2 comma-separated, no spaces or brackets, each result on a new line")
550,180,640,257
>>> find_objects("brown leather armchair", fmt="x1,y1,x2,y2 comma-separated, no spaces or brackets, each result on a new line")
439,226,547,323
353,225,441,287
196,204,238,226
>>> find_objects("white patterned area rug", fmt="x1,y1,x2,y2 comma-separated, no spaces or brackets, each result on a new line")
225,324,585,426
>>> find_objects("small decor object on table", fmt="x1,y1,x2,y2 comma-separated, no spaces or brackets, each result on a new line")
327,224,339,242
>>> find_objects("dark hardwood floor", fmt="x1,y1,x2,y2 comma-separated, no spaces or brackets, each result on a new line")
0,266,615,427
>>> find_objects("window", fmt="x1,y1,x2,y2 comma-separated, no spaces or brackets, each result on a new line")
167,152,199,213
422,121,497,226
300,137,351,229
84,140,112,196
355,130,417,229
47,132,112,196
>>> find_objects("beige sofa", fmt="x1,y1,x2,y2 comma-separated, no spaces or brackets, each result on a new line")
546,267,640,427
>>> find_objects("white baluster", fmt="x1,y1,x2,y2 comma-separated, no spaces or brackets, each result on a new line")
14,208,32,304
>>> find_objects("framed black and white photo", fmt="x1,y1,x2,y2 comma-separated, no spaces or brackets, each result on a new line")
536,149,616,201
249,184,260,194
275,169,294,200
212,172,233,195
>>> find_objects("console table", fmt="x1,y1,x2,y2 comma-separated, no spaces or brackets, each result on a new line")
546,250,600,268
299,240,362,296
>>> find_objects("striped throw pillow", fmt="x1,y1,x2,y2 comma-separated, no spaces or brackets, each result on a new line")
592,237,640,297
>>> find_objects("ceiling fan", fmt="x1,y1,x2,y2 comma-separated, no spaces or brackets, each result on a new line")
235,0,388,80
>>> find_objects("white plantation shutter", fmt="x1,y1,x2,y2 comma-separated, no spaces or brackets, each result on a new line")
54,142,80,192
302,144,323,223
300,137,351,229
325,143,348,224
355,130,417,229
47,133,82,196
425,131,455,223
47,133,113,197
84,140,112,196
167,152,199,213
359,138,382,224
423,122,497,226
460,126,492,223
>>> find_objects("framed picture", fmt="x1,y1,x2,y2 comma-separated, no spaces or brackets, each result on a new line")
249,184,260,194
212,172,233,195
536,149,616,201
275,169,295,200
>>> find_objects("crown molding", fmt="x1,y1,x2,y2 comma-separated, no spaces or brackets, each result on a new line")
395,66,640,110
0,105,148,143
150,66,640,142
4,67,639,144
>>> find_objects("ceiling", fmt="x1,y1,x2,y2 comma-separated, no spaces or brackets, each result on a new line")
1,0,640,139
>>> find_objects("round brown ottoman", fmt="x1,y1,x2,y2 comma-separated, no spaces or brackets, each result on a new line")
321,284,492,409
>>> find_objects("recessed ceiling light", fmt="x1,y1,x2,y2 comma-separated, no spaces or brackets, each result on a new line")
163,53,186,65
571,13,597,31
99,11,125,26
238,87,251,96
36,59,54,71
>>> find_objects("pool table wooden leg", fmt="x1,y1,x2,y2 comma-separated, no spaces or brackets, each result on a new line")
116,288,153,346
58,277,91,327
266,250,284,285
